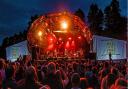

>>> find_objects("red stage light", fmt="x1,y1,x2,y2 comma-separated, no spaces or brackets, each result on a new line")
59,37,62,41
47,44,54,50
71,40,75,49
74,53,76,56
65,41,70,49
68,37,72,40
50,38,53,41
78,36,81,39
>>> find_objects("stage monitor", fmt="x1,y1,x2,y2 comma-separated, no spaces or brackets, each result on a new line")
6,40,29,62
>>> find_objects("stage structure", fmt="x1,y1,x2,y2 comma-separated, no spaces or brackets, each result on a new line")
6,41,29,62
93,35,127,60
27,11,92,59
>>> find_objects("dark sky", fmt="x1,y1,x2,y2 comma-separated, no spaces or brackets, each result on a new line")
0,0,127,45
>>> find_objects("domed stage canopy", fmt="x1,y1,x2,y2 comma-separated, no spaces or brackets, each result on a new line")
27,11,92,59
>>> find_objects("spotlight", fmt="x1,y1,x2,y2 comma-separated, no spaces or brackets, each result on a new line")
50,38,53,41
61,21,68,29
38,31,42,36
68,37,72,40
78,36,81,39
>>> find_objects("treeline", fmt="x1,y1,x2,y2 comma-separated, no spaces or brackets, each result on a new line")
0,15,38,58
76,0,127,40
0,15,38,48
0,0,127,58
0,31,27,58
1,31,27,48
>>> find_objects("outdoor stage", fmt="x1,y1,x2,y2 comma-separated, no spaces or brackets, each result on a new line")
6,35,127,62
5,11,127,61
27,11,92,60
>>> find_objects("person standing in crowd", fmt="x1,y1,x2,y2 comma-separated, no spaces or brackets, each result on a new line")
0,57,127,89
101,73,117,89
44,62,58,89
110,78,127,89
0,59,6,82
0,73,2,89
71,73,81,89
16,66,43,89
3,65,17,89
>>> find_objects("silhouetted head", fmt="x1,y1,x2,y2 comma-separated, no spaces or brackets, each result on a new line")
6,65,15,79
25,66,38,82
71,73,80,87
115,78,127,88
40,85,51,89
47,62,56,74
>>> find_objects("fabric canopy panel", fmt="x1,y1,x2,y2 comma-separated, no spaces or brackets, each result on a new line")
6,41,29,62
93,35,126,60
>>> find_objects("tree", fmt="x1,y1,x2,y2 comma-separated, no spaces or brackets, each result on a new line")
1,37,9,59
2,37,9,47
75,8,85,22
0,46,6,59
118,16,127,40
104,0,121,37
88,3,103,35
27,14,39,30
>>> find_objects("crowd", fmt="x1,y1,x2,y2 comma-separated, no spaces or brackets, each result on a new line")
0,57,127,89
